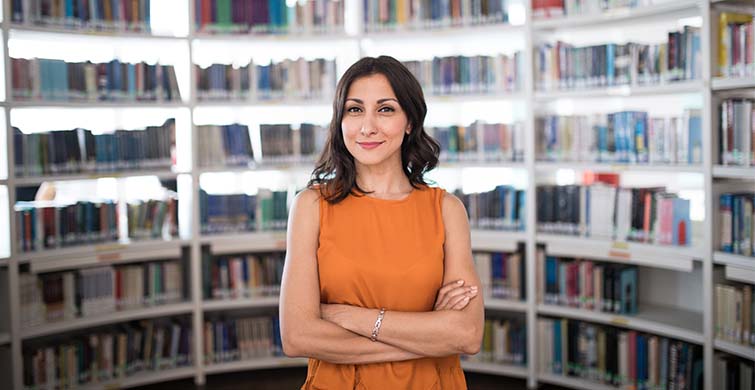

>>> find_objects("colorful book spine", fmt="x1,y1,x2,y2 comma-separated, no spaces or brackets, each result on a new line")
364,0,511,32
13,118,176,178
199,188,288,234
715,283,755,348
473,250,525,300
536,27,701,91
717,13,754,79
12,58,181,102
537,110,702,165
461,317,527,365
403,53,522,96
11,0,152,33
537,317,703,389
197,124,254,168
201,249,284,300
22,317,193,389
455,186,526,231
430,121,524,163
126,198,179,240
196,0,345,35
714,354,754,390
719,98,755,166
719,192,754,257
533,0,671,20
203,315,283,364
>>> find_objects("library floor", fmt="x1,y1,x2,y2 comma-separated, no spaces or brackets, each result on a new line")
134,367,572,389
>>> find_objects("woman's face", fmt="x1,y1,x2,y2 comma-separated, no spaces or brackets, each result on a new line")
341,73,410,169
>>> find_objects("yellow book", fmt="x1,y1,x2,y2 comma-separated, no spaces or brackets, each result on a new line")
718,12,753,75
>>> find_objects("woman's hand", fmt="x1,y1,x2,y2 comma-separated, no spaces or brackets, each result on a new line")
433,280,478,311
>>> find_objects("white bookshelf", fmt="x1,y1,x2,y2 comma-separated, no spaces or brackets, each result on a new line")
1,0,753,389
75,367,196,390
20,302,194,340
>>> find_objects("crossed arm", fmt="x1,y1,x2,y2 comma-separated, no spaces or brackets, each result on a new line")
279,189,484,364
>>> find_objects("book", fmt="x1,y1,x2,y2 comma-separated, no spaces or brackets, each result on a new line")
403,53,522,95
474,250,525,300
719,98,755,166
11,0,152,33
431,121,524,163
364,0,511,32
454,185,526,231
199,188,288,234
204,315,282,364
715,283,755,347
462,317,527,366
201,248,284,300
717,13,754,78
196,0,345,35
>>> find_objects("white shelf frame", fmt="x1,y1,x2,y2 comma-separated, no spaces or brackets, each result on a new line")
203,357,308,375
202,296,280,312
0,0,747,389
535,161,705,173
13,170,179,186
713,339,755,361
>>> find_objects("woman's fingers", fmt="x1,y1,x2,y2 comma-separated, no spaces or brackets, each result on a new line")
435,285,478,310
445,288,478,310
435,285,471,309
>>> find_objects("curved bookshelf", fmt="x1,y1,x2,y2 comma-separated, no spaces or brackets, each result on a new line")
8,23,187,41
485,298,528,313
203,357,308,375
712,77,755,91
538,234,702,272
20,302,194,340
537,303,705,344
75,366,196,390
535,161,704,174
17,239,189,273
712,166,755,180
471,230,526,253
203,297,280,312
13,170,179,186
532,0,700,30
460,361,528,378
714,339,755,361
201,232,287,255
538,373,616,390
534,80,703,100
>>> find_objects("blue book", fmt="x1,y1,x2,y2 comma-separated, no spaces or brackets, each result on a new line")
687,111,702,164
625,112,637,163
637,334,647,390
553,320,562,374
672,198,691,246
111,0,120,23
558,263,568,305
619,267,637,314
545,256,558,304
606,44,615,86
720,194,734,252
65,0,75,20
517,190,526,230
634,112,648,163
491,253,504,293
58,61,70,100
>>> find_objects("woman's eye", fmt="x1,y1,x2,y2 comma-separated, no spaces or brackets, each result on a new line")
379,106,395,112
346,106,362,113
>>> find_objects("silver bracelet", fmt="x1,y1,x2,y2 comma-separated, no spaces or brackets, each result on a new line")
370,308,386,342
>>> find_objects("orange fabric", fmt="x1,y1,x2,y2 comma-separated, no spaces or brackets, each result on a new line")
301,185,467,389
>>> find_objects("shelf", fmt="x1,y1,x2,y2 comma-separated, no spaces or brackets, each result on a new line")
17,239,189,273
713,165,755,180
204,357,308,375
362,22,524,40
534,80,703,100
714,339,755,361
714,251,755,271
538,234,701,272
425,92,526,104
203,297,280,312
201,232,287,255
197,163,314,175
10,101,188,109
471,230,527,252
76,366,196,390
9,23,187,41
21,302,194,340
723,265,755,284
13,170,179,186
485,298,528,313
538,373,616,390
460,361,528,378
537,303,704,344
712,77,755,91
195,99,331,108
0,333,9,345
536,161,703,173
532,0,700,30
438,161,526,170
193,31,352,42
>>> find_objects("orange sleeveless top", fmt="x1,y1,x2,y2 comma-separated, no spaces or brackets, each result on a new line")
301,185,467,390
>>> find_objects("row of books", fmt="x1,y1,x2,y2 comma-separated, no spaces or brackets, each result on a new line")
204,315,282,364
364,0,513,32
714,354,754,390
539,256,638,315
537,318,703,390
463,318,527,366
715,283,755,348
195,0,345,35
20,260,186,328
199,189,288,234
201,250,284,300
717,13,754,79
454,186,526,231
719,192,754,258
473,251,525,301
403,53,522,96
532,0,655,19
23,318,193,389
536,184,692,246
195,58,336,101
126,198,179,240
13,119,176,178
535,27,701,91
719,98,755,166
10,0,152,32
429,121,525,163
12,58,182,102
197,124,255,168
536,110,703,165
15,200,119,252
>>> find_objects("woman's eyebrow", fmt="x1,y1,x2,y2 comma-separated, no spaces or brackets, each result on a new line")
345,98,398,104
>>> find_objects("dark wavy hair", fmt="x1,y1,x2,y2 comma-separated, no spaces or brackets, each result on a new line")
308,56,440,204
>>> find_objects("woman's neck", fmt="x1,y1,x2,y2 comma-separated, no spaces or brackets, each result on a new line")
355,162,412,195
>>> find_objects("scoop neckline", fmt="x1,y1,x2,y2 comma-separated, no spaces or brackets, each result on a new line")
356,187,420,204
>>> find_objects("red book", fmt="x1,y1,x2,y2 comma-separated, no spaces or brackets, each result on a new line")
201,0,212,29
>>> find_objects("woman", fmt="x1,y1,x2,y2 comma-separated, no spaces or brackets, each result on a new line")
280,55,484,389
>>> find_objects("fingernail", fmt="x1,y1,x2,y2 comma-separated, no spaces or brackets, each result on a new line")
457,280,464,285
470,286,478,291
463,297,470,301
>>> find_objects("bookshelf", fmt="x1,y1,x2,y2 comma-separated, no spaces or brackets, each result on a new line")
1,1,753,390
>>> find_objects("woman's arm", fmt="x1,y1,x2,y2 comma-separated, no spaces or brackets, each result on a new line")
279,189,425,364
320,193,485,357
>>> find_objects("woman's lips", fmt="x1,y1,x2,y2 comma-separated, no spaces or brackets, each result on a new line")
357,141,384,150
